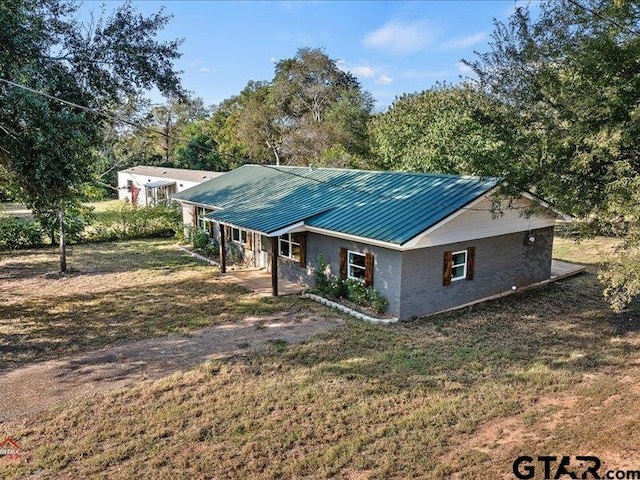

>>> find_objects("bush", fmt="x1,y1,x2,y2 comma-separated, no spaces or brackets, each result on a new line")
84,202,181,242
191,229,210,250
311,256,389,314
226,242,243,265
0,216,44,250
35,205,94,245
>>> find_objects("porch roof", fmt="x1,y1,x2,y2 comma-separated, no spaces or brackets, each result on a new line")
145,180,175,188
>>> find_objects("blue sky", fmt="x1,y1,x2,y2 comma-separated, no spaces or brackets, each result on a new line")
83,1,533,110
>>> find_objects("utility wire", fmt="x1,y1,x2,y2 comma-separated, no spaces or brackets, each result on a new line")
0,76,247,166
566,0,640,37
0,76,547,214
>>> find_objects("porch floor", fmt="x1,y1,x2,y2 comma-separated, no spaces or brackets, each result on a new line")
550,259,586,280
221,267,306,296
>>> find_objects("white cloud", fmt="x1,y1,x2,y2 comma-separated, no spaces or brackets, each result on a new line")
441,32,487,50
200,67,211,73
456,61,475,75
351,65,376,78
376,74,393,85
338,59,379,80
363,19,438,55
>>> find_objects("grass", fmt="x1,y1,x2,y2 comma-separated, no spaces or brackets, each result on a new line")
1,237,639,479
0,239,318,373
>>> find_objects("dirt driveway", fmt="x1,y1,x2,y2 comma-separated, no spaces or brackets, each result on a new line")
0,314,343,422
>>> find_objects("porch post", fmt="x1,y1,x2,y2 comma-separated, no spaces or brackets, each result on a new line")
219,224,226,274
271,236,278,296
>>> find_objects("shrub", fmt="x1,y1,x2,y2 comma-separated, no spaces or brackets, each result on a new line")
310,257,389,315
0,216,44,250
84,202,181,242
191,229,210,250
34,205,94,245
226,242,243,265
314,254,330,292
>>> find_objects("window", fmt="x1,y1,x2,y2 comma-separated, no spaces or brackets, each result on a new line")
231,227,247,245
347,251,366,281
450,250,467,281
279,233,301,261
260,235,270,252
443,247,475,286
126,180,133,192
196,207,213,231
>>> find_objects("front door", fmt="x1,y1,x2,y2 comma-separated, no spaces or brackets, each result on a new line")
258,234,271,269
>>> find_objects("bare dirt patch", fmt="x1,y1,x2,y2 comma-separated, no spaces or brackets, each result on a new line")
0,312,342,422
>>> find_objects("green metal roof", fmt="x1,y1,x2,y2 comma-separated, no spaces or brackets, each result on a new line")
172,165,501,245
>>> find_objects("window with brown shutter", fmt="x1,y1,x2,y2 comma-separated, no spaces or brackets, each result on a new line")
443,250,453,286
298,232,307,267
364,252,374,287
443,247,475,286
339,247,347,280
466,246,475,280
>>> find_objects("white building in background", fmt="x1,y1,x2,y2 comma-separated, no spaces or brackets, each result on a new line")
117,165,224,207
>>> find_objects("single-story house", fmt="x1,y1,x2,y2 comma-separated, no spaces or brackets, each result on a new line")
117,165,225,207
172,164,570,320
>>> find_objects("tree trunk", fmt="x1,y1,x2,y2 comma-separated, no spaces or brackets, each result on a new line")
59,208,67,273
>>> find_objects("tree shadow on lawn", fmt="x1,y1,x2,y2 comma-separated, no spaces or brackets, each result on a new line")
280,272,640,396
0,274,312,374
0,240,198,280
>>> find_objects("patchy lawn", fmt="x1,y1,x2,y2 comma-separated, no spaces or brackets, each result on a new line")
0,202,33,220
1,237,639,479
0,239,320,373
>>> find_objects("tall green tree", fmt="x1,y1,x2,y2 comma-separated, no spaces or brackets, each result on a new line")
463,0,640,309
222,48,374,166
369,84,529,184
0,0,183,271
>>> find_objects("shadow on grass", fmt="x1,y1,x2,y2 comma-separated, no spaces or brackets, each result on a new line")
0,239,321,373
276,272,640,396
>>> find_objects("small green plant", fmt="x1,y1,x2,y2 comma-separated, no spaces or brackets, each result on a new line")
226,242,243,265
311,256,389,315
314,254,330,292
191,229,210,250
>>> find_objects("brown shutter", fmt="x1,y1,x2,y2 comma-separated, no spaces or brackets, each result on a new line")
466,247,475,280
191,205,197,227
225,225,231,240
339,247,347,280
364,253,374,287
443,250,453,286
298,232,307,267
247,232,253,249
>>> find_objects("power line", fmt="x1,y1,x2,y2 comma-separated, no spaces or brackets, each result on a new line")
0,76,247,166
566,0,640,37
0,77,554,215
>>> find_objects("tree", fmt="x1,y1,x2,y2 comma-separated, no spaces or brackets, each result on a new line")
369,85,529,182
223,48,374,166
0,0,183,271
145,96,209,165
463,0,640,309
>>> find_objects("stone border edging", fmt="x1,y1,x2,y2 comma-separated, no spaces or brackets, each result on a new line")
177,245,220,267
302,293,398,325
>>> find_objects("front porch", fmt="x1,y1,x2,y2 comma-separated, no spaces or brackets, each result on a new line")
220,267,306,297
